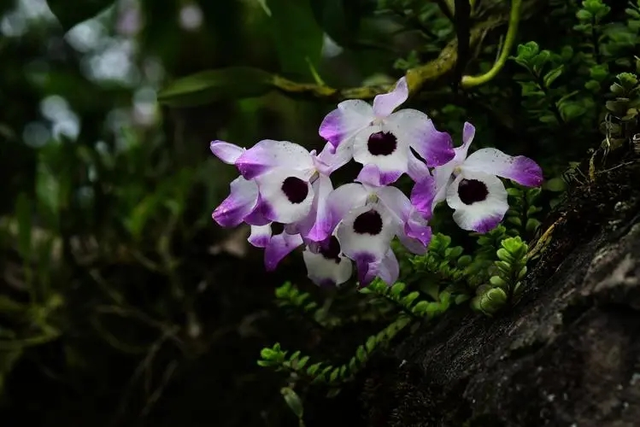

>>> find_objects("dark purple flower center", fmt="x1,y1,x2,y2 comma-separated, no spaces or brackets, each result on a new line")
353,209,383,235
281,177,308,204
367,131,397,156
320,236,342,264
458,179,488,205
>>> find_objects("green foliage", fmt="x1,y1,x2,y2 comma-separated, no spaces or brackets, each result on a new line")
281,387,305,424
360,279,451,319
599,72,640,150
260,275,453,411
157,67,275,107
267,0,324,79
409,233,470,294
513,41,589,125
274,281,342,328
472,236,529,316
505,186,543,239
258,312,412,388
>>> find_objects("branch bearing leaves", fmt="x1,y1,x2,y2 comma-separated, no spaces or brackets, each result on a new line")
46,0,114,31
157,67,274,107
266,0,324,79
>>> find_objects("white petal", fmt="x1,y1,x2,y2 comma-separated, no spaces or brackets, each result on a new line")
433,162,456,206
248,224,272,248
264,231,303,271
210,140,244,164
337,203,395,264
372,77,409,117
386,109,454,167
315,140,353,175
255,169,314,224
326,183,369,233
319,100,375,148
407,153,430,183
461,122,476,154
375,185,411,225
235,140,314,180
212,176,259,227
446,171,508,233
302,242,352,287
352,123,409,184
377,249,399,285
461,148,543,187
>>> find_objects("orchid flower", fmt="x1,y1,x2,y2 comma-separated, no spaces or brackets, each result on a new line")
326,172,433,286
318,77,455,186
302,236,353,287
211,139,317,226
211,139,351,271
424,122,543,233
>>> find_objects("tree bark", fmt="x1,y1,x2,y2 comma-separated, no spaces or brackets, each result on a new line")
358,156,640,427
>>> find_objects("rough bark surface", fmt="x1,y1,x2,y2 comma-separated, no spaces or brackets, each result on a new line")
359,157,640,427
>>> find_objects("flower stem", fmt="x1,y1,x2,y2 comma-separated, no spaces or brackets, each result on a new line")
460,0,522,88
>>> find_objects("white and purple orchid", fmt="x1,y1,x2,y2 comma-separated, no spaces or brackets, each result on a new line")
208,77,543,289
422,122,543,233
326,177,432,287
318,77,455,186
302,236,353,288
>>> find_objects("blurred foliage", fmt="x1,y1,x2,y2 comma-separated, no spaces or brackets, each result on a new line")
0,0,639,426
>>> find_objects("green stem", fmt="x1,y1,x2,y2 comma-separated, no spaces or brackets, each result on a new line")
461,0,522,88
0,325,61,350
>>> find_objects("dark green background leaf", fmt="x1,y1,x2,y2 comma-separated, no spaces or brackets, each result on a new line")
157,67,274,107
46,0,114,31
267,0,324,79
309,0,368,47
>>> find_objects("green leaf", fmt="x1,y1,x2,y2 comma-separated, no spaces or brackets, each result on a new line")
365,336,376,353
543,65,564,88
281,387,304,419
295,356,310,370
267,0,324,79
401,291,420,307
46,0,114,31
390,282,406,297
307,363,322,376
289,351,301,361
412,300,429,315
526,218,541,233
356,345,367,362
329,367,340,383
158,67,274,107
560,102,587,122
326,388,341,398
545,177,566,192
260,348,276,360
576,9,592,21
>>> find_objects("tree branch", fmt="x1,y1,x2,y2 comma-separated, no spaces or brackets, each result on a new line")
269,11,513,102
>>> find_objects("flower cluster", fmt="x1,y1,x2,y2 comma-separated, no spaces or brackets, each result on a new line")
210,78,543,288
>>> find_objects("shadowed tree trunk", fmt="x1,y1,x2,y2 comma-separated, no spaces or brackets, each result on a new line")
354,154,640,427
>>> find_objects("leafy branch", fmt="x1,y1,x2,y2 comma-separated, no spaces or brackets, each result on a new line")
258,314,412,389
158,1,546,107
472,236,529,316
